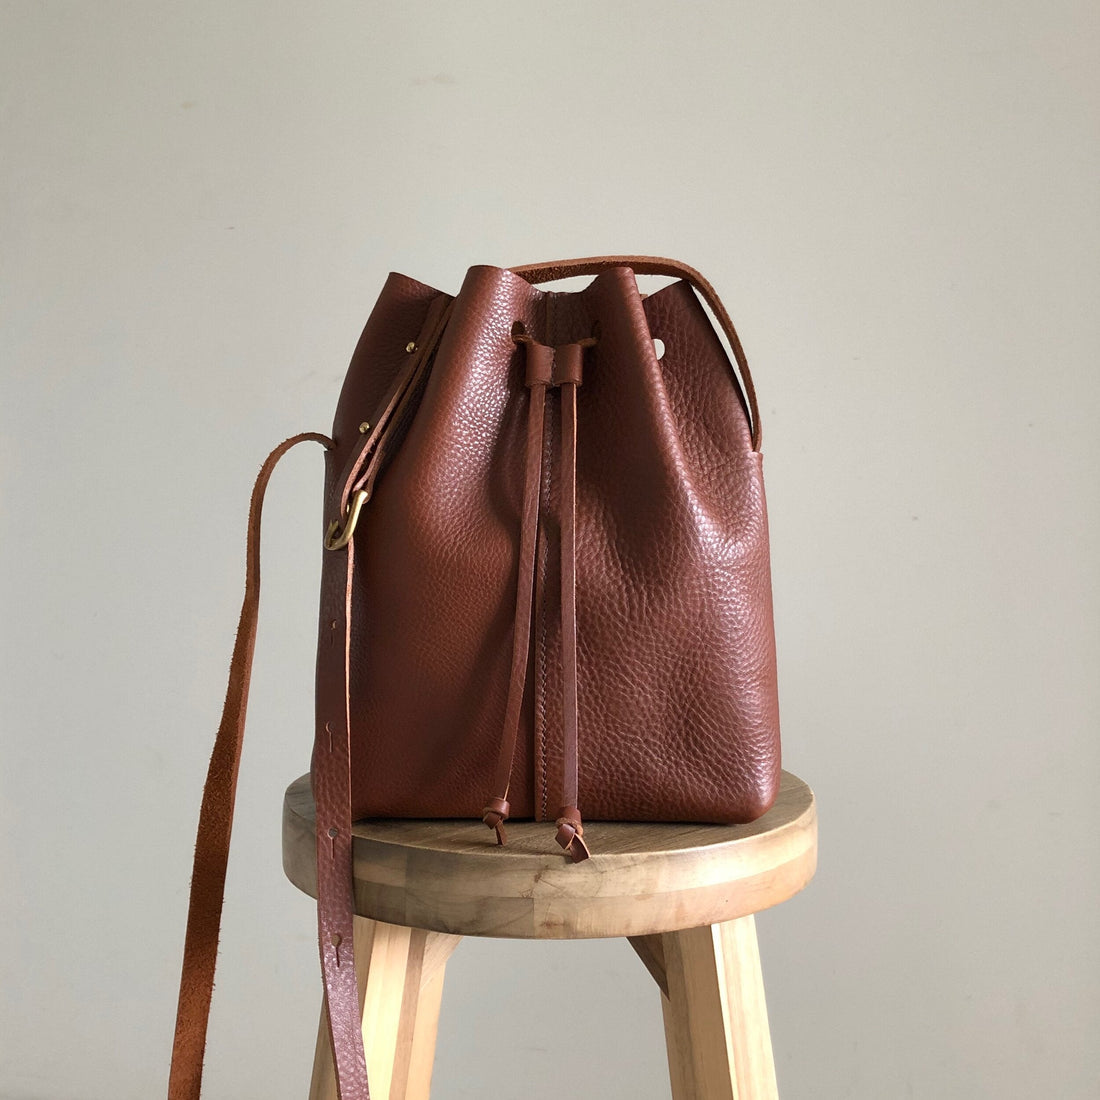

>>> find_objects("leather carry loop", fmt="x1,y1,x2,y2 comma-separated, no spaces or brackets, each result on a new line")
168,432,332,1100
510,255,763,450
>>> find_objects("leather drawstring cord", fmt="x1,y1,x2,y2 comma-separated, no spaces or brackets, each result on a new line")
482,333,595,862
554,340,590,862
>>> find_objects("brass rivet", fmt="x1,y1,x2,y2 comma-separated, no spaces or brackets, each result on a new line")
405,340,417,353
358,421,371,433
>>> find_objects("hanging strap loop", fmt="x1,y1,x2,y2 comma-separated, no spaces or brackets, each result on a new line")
168,432,331,1100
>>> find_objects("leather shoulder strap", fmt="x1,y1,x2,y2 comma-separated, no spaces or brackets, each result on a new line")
168,432,331,1100
172,296,452,1100
510,255,762,450
310,295,454,1100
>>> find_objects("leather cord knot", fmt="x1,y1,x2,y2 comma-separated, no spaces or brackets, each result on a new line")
482,797,511,845
554,808,591,863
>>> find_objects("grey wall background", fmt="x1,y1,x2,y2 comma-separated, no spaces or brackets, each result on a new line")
2,2,1097,1097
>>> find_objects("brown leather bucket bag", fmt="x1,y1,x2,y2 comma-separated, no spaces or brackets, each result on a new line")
169,256,781,1099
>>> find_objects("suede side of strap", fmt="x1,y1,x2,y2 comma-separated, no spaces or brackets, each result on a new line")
168,432,331,1100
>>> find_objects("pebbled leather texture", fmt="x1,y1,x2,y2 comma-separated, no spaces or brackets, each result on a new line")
335,263,780,829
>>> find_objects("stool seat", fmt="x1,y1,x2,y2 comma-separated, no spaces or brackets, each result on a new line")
283,770,816,940
284,771,817,1100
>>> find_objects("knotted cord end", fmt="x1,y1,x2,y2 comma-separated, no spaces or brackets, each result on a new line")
554,808,591,863
482,798,511,846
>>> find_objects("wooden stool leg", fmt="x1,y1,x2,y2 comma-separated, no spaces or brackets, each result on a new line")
630,915,778,1100
309,917,461,1100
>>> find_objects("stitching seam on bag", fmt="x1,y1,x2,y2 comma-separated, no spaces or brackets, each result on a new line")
536,291,554,821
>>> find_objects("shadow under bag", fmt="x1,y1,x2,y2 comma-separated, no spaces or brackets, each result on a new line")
169,255,782,1099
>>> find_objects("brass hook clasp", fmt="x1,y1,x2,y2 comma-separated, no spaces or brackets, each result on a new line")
324,489,370,550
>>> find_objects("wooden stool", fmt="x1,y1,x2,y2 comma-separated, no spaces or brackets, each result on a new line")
282,770,817,1100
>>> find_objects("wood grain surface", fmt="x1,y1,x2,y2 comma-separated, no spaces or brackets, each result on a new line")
283,771,816,940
